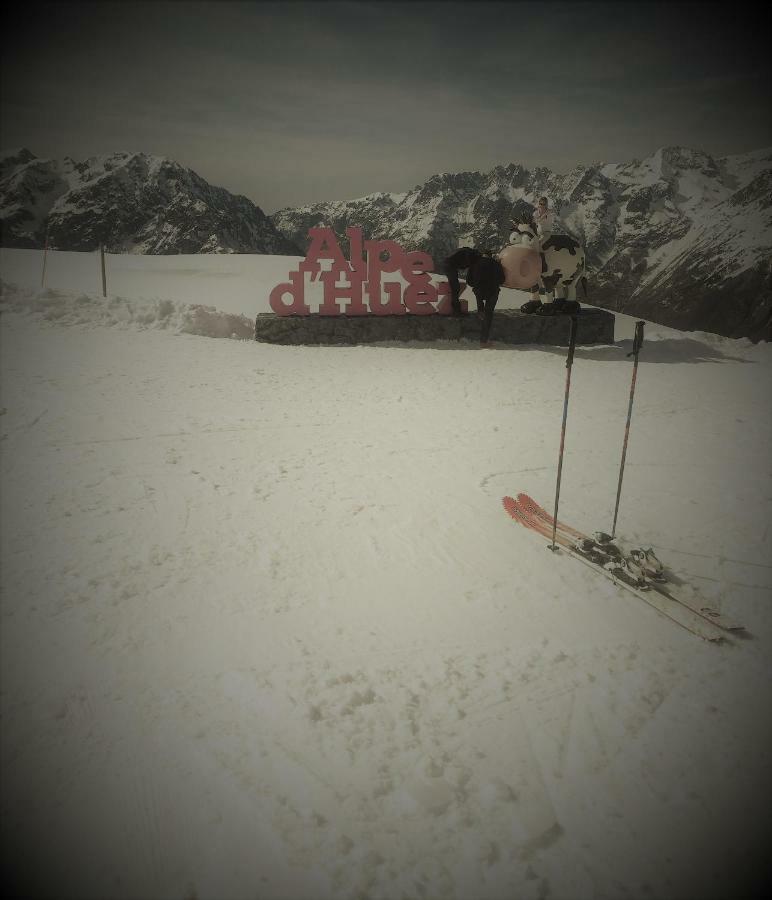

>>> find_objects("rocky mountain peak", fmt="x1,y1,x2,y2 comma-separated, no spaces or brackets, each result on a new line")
271,146,771,341
652,145,720,177
0,147,36,178
0,150,301,255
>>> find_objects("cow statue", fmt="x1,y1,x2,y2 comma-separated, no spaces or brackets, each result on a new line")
441,213,588,344
509,215,587,315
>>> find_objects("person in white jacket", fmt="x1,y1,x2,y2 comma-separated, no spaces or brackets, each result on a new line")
528,197,554,303
532,197,554,243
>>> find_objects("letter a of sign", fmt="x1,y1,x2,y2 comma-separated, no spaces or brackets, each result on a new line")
299,227,350,278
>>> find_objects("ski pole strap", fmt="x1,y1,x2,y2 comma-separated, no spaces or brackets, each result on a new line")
566,315,578,368
627,320,645,358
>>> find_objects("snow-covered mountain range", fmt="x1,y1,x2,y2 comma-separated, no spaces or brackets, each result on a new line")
272,146,772,342
0,149,301,256
1,145,770,339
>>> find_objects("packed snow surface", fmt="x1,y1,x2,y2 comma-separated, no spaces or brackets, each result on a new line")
1,249,771,900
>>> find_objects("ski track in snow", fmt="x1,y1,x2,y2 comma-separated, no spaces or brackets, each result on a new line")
1,251,771,900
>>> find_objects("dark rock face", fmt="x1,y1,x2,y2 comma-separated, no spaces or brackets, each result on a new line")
0,150,302,255
598,254,772,342
254,308,615,347
271,146,772,341
271,192,399,259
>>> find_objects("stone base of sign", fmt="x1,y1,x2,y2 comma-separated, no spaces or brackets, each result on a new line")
254,307,615,346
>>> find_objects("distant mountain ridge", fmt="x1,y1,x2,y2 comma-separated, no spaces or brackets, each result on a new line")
0,149,301,255
271,146,772,341
1,145,769,340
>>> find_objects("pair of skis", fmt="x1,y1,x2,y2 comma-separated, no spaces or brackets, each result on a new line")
502,317,743,641
503,493,743,642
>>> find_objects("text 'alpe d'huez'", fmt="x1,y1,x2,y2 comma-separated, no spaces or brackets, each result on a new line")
268,227,467,316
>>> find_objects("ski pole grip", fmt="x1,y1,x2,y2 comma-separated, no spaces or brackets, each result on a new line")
566,316,578,368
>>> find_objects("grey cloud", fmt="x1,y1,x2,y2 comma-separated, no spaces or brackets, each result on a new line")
1,1,770,213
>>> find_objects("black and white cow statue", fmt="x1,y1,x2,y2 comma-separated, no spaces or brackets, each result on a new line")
441,215,588,343
510,220,587,315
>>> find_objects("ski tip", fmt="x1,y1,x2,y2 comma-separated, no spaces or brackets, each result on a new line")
502,496,520,519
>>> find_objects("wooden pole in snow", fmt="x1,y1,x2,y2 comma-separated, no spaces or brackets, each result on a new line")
100,244,107,297
41,234,49,288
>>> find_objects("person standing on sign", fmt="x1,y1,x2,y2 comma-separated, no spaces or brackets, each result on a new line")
533,196,554,244
528,197,554,304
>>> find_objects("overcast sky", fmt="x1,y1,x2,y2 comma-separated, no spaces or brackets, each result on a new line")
2,0,770,213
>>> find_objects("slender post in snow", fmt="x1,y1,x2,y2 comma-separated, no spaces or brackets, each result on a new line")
551,315,579,551
100,244,107,297
41,234,49,289
610,320,646,539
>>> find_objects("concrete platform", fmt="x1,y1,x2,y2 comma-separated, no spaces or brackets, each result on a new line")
254,307,615,347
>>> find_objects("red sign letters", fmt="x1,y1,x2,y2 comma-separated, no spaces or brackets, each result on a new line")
269,227,466,316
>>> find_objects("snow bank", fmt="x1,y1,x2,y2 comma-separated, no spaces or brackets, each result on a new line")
0,280,255,340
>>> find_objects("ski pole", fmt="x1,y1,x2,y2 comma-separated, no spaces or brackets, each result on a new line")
551,315,579,551
610,320,645,539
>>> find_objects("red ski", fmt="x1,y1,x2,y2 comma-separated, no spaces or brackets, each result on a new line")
503,495,726,643
514,493,744,633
